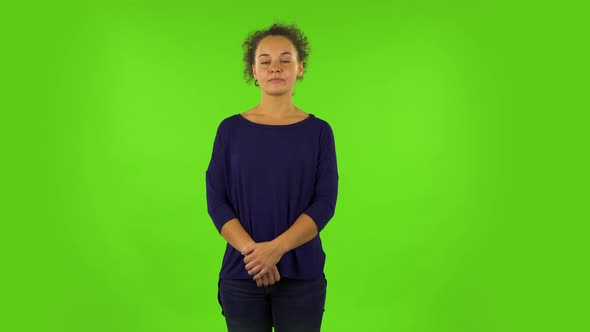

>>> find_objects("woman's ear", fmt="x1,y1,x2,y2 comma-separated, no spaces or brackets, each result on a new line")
298,61,304,77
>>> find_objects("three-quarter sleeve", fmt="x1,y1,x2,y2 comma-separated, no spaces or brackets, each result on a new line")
206,122,237,233
303,122,339,232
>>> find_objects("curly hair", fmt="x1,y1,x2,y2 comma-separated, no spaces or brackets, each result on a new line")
242,23,310,85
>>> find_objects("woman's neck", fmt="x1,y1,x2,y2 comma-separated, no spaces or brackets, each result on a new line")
255,94,297,117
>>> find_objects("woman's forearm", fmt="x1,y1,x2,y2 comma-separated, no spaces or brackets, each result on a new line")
220,218,255,253
272,213,319,254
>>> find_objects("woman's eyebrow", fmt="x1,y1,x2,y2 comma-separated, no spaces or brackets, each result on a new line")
258,52,292,57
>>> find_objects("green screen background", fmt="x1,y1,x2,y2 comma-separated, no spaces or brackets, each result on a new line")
2,1,587,332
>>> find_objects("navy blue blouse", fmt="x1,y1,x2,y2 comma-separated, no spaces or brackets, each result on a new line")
206,113,339,280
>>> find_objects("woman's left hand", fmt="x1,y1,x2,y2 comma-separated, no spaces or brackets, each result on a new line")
242,241,285,279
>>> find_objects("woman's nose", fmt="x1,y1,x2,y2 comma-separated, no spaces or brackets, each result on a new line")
270,63,282,73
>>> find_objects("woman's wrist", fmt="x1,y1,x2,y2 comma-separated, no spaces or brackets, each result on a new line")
240,241,256,255
271,238,289,256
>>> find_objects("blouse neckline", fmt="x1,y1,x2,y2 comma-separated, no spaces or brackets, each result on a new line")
237,113,315,128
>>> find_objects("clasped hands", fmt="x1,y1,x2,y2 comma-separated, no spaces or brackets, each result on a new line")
241,241,285,288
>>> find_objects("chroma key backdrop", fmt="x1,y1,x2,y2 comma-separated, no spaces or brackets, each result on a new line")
1,1,587,332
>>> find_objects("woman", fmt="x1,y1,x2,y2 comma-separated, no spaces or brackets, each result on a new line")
206,23,339,332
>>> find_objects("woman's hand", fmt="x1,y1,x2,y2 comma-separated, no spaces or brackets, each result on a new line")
254,265,281,287
242,241,285,281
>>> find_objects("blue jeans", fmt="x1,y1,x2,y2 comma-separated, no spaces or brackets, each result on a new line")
218,275,327,332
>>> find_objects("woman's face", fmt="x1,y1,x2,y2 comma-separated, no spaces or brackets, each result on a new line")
252,35,303,96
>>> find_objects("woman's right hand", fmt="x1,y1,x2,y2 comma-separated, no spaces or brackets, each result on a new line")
255,265,281,288
242,242,281,287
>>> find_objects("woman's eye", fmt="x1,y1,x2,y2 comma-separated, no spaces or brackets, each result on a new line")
259,61,290,64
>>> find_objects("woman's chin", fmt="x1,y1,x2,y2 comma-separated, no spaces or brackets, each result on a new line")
263,87,292,96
